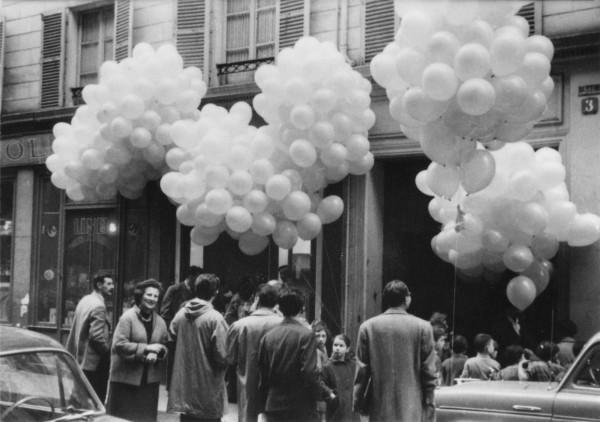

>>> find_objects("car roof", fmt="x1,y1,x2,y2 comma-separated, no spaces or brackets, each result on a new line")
0,325,65,354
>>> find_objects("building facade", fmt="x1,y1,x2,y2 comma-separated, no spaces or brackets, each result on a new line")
1,0,599,344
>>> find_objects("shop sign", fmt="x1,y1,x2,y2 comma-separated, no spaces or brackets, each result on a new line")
0,134,53,167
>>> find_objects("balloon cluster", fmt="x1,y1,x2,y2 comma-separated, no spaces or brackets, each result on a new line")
371,0,554,175
417,142,600,310
161,37,375,254
46,43,207,201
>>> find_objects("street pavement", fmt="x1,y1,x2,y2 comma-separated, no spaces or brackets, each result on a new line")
157,385,238,422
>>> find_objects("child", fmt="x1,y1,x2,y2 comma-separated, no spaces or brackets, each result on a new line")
322,334,361,422
312,320,331,422
460,333,501,380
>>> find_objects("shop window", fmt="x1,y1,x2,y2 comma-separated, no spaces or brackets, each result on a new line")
0,178,15,321
78,7,114,87
62,209,118,327
34,179,62,325
222,0,276,84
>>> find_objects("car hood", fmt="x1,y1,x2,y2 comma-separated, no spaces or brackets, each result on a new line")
436,381,558,414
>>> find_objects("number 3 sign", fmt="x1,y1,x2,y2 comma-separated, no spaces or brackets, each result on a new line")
582,97,598,115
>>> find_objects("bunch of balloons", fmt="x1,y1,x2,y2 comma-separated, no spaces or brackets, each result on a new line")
159,37,376,254
371,0,554,179
46,43,207,201
417,142,600,310
253,36,376,185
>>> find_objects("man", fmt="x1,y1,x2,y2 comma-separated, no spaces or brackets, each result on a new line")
160,265,203,389
66,273,114,401
491,302,536,359
227,284,282,422
168,273,228,422
257,288,320,422
355,280,437,422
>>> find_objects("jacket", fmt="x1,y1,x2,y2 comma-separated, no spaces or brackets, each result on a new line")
356,308,437,422
227,308,283,422
257,317,320,419
66,291,111,371
168,298,228,418
160,281,195,326
108,306,168,385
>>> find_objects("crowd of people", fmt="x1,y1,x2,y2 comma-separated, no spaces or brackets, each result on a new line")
66,271,587,422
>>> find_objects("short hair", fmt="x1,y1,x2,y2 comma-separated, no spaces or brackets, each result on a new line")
186,266,204,281
92,274,113,291
256,283,279,308
382,280,411,308
278,288,304,317
555,319,577,339
133,279,163,306
536,341,559,361
278,265,293,282
502,344,524,366
311,320,329,336
194,273,220,300
238,277,257,301
473,333,493,354
451,335,468,354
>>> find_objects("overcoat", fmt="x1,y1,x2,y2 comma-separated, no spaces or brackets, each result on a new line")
356,308,437,422
168,299,229,419
227,308,283,422
108,306,169,385
66,291,111,371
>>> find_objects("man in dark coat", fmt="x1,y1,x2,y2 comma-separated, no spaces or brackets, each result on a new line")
355,280,437,422
257,289,320,422
66,274,114,401
227,284,282,422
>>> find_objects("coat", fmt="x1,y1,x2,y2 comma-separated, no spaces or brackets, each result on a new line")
108,306,169,385
356,308,437,422
323,357,361,422
168,298,228,418
160,281,194,326
257,317,320,420
66,291,111,371
227,308,283,422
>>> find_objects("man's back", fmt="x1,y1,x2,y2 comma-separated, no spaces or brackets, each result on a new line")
258,318,320,418
357,309,436,422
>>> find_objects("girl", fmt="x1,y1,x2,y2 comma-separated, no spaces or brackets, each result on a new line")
322,334,361,422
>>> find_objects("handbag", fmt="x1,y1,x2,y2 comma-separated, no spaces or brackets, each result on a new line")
353,363,372,415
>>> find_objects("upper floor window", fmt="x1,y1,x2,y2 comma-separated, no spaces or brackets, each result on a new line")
79,7,114,87
224,0,276,83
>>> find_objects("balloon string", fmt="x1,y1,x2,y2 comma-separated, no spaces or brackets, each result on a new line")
451,237,459,349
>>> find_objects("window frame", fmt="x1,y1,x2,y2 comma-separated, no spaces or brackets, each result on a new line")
77,5,115,87
225,0,277,63
0,174,17,322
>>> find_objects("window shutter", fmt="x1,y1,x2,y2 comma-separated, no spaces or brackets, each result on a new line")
176,0,205,68
114,0,133,61
517,2,536,36
41,12,65,109
0,17,5,113
279,0,304,50
365,0,395,63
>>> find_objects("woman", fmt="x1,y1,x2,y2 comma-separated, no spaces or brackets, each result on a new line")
106,279,168,422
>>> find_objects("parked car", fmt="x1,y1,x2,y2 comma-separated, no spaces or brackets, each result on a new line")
435,331,600,421
0,325,128,421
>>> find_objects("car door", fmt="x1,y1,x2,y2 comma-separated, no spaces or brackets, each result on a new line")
551,343,600,422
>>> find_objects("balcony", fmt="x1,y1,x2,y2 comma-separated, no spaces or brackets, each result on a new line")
216,57,274,85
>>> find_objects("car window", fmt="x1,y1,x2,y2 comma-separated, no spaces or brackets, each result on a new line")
572,346,600,388
0,351,100,412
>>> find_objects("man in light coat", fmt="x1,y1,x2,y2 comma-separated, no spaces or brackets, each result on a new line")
168,273,228,422
355,280,437,422
66,273,114,401
227,284,282,422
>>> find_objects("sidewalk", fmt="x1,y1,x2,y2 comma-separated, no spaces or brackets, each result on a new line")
157,385,238,422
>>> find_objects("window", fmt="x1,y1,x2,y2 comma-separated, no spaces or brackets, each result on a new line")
224,0,276,83
78,7,114,87
573,346,600,388
0,178,15,321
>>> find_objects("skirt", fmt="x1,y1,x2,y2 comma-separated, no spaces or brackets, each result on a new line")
106,381,160,422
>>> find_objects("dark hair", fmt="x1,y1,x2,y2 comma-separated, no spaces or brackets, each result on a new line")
278,265,293,282
555,319,577,339
133,279,163,306
451,335,468,354
239,277,257,302
573,341,585,357
278,288,305,317
334,334,351,348
503,344,525,365
194,273,220,300
186,266,204,281
536,341,559,362
311,320,330,339
92,274,113,291
256,283,279,308
473,333,493,354
383,280,411,308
